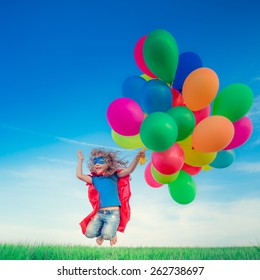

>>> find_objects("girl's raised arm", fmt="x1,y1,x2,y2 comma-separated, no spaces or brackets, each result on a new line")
76,150,92,184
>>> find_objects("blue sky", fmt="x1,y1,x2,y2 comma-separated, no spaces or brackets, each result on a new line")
0,0,259,247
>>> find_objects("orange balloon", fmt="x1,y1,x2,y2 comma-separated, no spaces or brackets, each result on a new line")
182,67,219,111
192,116,235,152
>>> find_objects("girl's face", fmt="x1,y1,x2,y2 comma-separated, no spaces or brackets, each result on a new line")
92,156,108,175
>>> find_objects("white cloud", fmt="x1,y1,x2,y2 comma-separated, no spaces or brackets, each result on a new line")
36,156,76,166
248,95,260,125
55,136,127,151
121,196,260,247
0,122,128,152
252,77,260,81
232,161,260,173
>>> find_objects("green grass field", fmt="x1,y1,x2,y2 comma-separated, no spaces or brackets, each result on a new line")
0,243,259,260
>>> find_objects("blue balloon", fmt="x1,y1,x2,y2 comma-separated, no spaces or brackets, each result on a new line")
210,150,235,169
173,52,203,91
140,79,172,114
122,75,146,104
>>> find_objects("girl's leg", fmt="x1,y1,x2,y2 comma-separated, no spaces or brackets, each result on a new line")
85,212,103,239
100,210,120,245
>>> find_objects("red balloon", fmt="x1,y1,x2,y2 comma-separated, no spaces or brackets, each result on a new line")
192,105,211,125
171,88,184,107
144,162,163,188
181,163,201,175
152,143,184,175
134,35,157,78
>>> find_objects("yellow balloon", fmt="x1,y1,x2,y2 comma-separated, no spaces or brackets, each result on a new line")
141,74,153,81
141,74,171,87
151,165,179,184
177,136,192,148
202,165,213,171
111,130,144,149
178,136,216,167
182,146,216,167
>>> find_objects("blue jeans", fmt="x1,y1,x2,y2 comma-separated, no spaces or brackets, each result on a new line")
85,209,120,240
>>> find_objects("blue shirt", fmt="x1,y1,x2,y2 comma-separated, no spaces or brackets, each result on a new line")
92,173,121,208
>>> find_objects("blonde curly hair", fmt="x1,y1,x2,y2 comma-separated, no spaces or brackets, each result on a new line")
88,148,128,176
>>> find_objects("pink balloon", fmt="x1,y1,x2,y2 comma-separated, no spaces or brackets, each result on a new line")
152,143,184,175
192,105,211,125
181,163,201,175
134,35,157,78
144,162,163,188
224,116,253,150
107,98,144,136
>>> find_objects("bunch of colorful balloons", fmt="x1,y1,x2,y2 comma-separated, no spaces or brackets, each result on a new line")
106,29,254,205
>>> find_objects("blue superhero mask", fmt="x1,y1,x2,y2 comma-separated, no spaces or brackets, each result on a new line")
93,156,106,165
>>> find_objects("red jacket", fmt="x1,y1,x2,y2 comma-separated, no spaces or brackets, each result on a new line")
79,173,131,235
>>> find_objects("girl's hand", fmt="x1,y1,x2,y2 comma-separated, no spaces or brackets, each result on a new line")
137,149,146,160
136,149,146,161
77,150,84,160
137,148,147,165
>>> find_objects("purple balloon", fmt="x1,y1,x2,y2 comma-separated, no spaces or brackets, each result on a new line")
224,116,253,150
107,98,144,136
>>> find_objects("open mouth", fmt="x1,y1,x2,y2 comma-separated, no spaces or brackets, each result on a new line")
95,166,103,172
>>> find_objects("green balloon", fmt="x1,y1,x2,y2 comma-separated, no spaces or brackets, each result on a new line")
144,29,179,84
167,106,195,141
111,130,144,149
140,112,178,151
168,170,197,204
151,165,179,184
212,83,254,122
